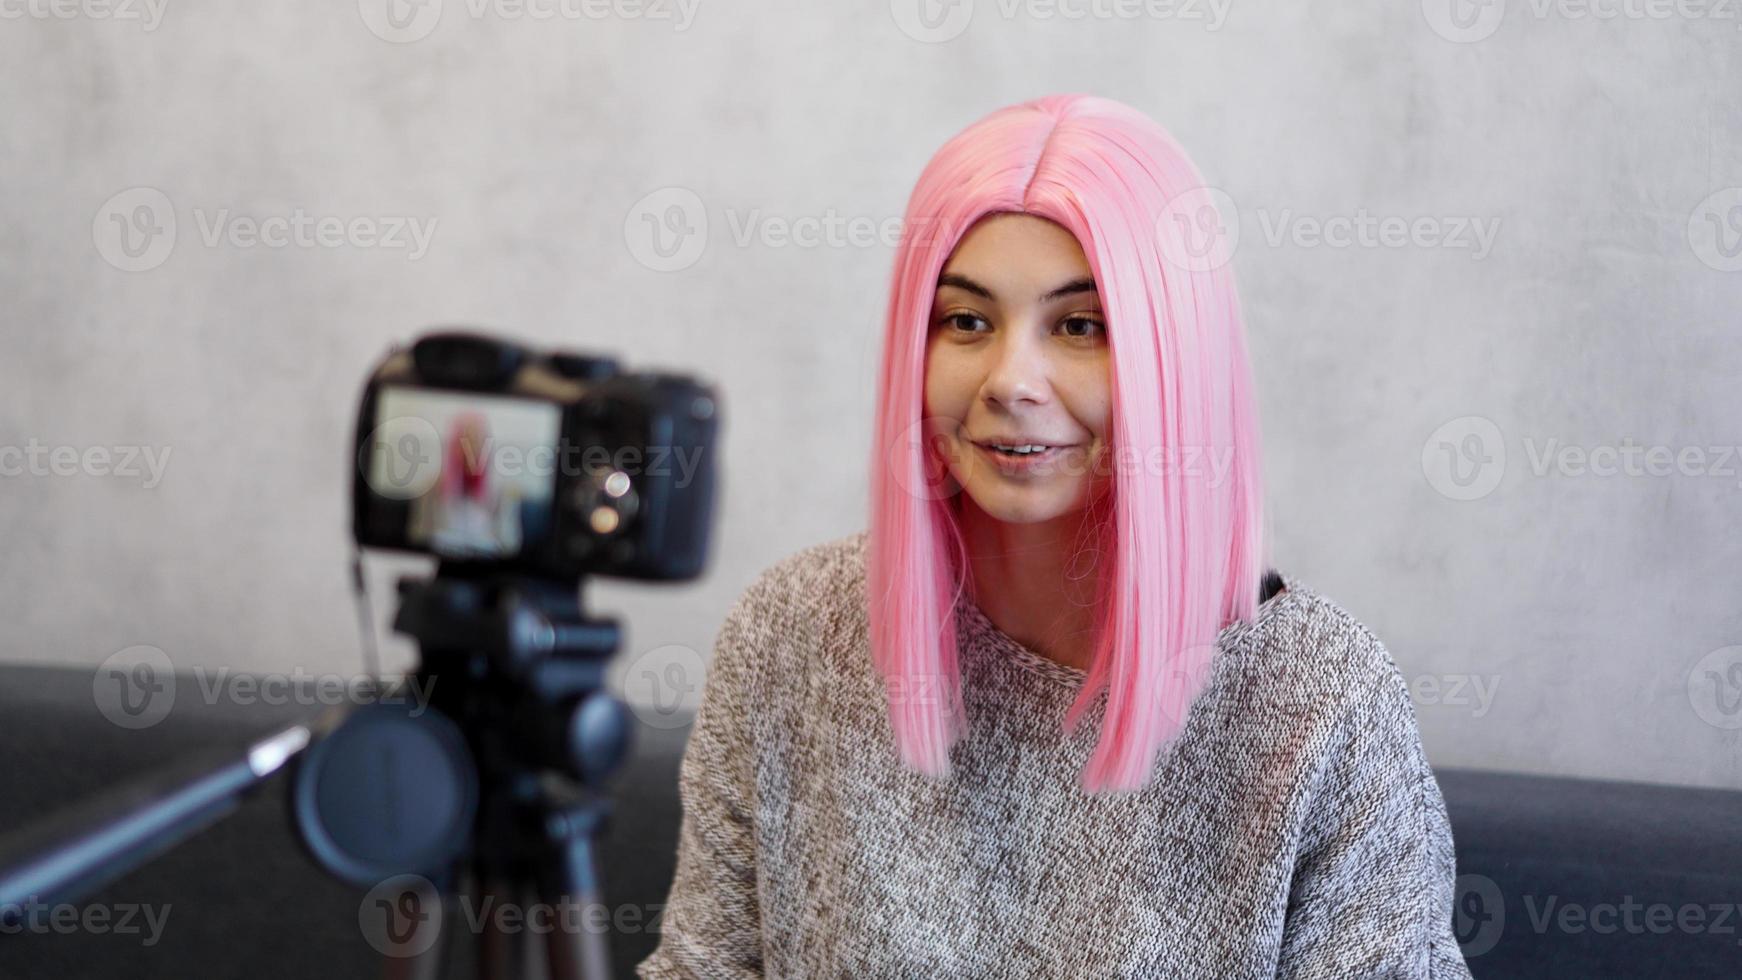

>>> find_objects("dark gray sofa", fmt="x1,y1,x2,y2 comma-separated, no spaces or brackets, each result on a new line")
0,663,1737,979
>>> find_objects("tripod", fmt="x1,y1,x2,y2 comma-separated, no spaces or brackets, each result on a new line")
295,569,632,980
0,567,637,980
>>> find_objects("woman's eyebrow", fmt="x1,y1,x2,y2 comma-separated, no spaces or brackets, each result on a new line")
936,273,1100,304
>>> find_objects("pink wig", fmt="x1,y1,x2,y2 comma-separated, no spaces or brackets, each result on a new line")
441,411,491,502
866,94,1269,795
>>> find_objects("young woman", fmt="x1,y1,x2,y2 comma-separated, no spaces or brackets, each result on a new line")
639,94,1473,978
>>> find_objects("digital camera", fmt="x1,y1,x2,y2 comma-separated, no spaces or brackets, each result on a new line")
352,330,719,581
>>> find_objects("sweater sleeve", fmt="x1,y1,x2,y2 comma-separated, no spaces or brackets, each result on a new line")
1274,636,1474,980
635,582,771,979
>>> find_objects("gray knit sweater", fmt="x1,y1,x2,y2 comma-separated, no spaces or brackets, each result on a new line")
636,530,1473,979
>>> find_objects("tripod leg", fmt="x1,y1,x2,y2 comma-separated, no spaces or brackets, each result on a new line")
539,832,612,980
476,873,523,980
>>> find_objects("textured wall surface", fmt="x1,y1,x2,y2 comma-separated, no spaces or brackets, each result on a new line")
2,1,1738,790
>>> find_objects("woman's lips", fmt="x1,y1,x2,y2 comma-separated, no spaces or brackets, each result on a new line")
972,442,1075,475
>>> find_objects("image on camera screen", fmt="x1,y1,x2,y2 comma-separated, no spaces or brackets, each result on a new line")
367,386,562,560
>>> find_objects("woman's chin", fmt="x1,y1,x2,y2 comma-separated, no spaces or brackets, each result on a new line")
958,481,1094,525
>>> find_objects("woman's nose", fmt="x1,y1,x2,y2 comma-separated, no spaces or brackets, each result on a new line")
980,325,1052,407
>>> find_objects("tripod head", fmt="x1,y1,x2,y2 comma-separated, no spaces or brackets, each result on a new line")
394,568,631,789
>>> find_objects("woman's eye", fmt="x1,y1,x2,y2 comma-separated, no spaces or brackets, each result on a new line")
1060,316,1106,339
940,313,988,333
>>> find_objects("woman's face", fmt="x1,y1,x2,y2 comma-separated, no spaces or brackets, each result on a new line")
923,212,1113,524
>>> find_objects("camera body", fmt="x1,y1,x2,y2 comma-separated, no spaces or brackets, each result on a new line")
352,330,718,581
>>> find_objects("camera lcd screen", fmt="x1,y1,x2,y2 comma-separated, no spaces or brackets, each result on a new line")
363,385,562,560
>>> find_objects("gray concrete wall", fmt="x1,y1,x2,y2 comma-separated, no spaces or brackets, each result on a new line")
2,1,1738,790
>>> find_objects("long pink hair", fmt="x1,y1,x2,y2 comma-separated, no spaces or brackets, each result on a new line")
867,94,1269,795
